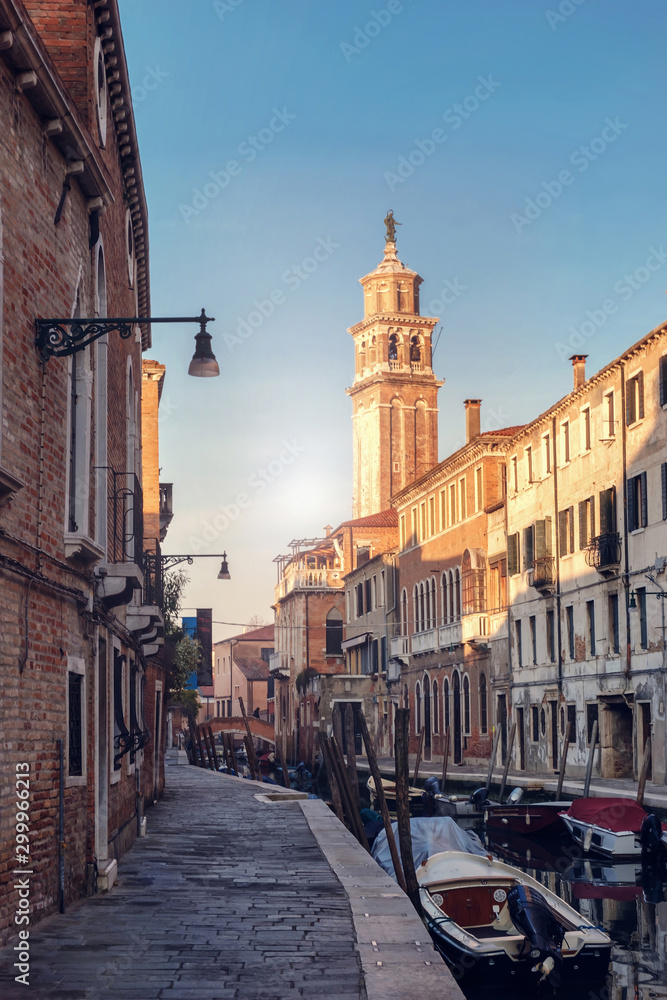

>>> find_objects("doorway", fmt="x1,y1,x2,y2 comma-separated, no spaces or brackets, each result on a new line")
638,702,652,780
599,698,633,779
96,637,108,860
453,671,462,764
549,700,558,771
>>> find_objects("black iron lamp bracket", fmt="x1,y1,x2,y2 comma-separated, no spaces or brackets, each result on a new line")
35,309,214,364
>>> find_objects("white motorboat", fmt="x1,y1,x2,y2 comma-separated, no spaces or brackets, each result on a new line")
417,850,612,988
559,797,659,858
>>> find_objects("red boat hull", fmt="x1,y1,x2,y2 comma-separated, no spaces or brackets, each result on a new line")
485,802,568,834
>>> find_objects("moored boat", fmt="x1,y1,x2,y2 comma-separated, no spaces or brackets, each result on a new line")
484,800,569,835
559,797,657,857
366,775,423,813
417,850,612,988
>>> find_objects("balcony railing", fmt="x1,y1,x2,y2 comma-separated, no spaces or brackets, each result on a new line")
269,651,289,675
275,565,342,600
532,555,556,592
586,533,622,574
438,620,462,648
106,468,143,566
461,614,489,642
159,483,173,516
390,635,409,657
142,539,163,609
411,628,438,654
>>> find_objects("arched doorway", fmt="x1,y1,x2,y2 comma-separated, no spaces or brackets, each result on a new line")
424,676,432,762
452,670,462,763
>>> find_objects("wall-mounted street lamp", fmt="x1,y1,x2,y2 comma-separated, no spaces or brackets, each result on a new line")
161,551,231,580
35,309,220,377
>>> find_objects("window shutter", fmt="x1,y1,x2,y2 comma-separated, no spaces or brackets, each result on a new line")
626,379,636,425
640,470,648,527
627,477,636,533
589,496,595,539
660,356,667,408
599,488,613,534
637,371,645,419
558,510,568,557
508,533,518,576
544,515,552,555
535,519,546,561
662,463,667,521
578,500,587,549
568,506,575,554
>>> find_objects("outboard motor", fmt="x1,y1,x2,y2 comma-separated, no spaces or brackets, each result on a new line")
640,813,666,861
470,787,489,811
421,776,441,816
507,884,564,980
507,787,524,804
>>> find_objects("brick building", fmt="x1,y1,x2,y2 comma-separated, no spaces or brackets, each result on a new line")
211,624,274,721
0,0,166,944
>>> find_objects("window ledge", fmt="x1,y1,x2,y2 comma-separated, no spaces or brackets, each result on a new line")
0,465,26,508
630,527,645,536
64,532,105,567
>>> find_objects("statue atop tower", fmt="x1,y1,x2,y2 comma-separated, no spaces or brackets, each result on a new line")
346,223,444,519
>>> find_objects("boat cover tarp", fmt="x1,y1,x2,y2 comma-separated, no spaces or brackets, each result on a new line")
372,816,486,879
566,797,647,833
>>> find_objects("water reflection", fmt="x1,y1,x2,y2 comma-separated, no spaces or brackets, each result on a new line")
482,829,667,1000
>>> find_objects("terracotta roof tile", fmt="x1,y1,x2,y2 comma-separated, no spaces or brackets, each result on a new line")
234,657,271,681
339,508,398,528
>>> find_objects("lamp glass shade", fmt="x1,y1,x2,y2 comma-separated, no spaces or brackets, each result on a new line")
628,592,637,609
189,330,220,377
218,554,230,580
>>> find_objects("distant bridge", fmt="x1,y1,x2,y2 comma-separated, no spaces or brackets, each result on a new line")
205,716,275,744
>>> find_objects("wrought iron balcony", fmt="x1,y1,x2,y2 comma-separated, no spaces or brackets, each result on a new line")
586,533,622,575
159,482,173,540
106,467,143,566
532,555,556,592
142,540,164,610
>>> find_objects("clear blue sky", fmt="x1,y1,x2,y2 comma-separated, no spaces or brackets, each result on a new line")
118,0,667,640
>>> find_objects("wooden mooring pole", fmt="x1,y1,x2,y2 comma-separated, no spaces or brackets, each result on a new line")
320,734,345,825
484,725,501,799
344,704,361,809
556,721,572,801
583,719,598,798
394,708,421,913
637,739,652,806
498,722,516,803
238,696,260,781
441,726,450,794
331,735,369,850
274,736,292,791
358,713,407,894
207,727,220,772
413,727,425,787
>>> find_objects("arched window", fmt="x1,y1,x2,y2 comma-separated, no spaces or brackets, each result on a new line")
370,336,377,365
419,583,425,632
455,568,462,621
444,677,450,732
413,585,419,633
325,607,343,655
401,588,408,636
358,340,366,372
430,577,437,628
463,675,471,734
388,332,399,361
425,582,430,630
479,673,488,734
441,573,449,625
410,336,422,362
432,680,439,734
449,570,455,622
415,682,422,733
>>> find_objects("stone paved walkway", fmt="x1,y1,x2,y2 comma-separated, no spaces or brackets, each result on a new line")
0,767,463,1000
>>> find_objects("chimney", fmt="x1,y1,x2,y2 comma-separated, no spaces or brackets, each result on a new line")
464,399,482,443
569,355,588,389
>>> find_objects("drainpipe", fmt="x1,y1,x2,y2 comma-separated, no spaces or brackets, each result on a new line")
552,416,563,698
56,738,65,913
621,365,632,680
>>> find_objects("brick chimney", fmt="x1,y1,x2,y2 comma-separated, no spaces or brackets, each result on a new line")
569,355,588,390
464,399,482,443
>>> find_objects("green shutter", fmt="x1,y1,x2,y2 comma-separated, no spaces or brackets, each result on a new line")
579,501,587,549
568,506,575,554
558,510,568,557
589,496,595,539
640,470,648,527
628,477,636,532
535,519,546,561
626,379,636,425
660,356,667,408
637,371,645,419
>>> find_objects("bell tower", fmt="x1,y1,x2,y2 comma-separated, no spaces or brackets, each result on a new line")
346,218,443,519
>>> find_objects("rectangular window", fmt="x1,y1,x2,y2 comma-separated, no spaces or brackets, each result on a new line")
558,506,575,556
546,609,555,663
440,490,447,529
567,704,577,742
605,391,615,437
628,472,648,531
459,477,466,520
372,575,377,610
578,496,595,549
399,513,406,549
543,433,551,474
586,600,596,655
515,620,523,667
660,355,667,407
531,705,539,742
586,703,599,745
356,583,363,618
626,371,645,425
525,445,533,483
364,578,372,613
599,486,616,534
68,672,83,777
637,587,648,648
508,533,520,576
523,524,535,571
410,507,417,545
380,570,386,606
475,466,483,512
420,502,426,541
511,455,518,492
582,407,591,452
449,483,456,525
429,495,436,535
566,605,575,660
529,615,537,665
609,593,620,654
562,421,570,464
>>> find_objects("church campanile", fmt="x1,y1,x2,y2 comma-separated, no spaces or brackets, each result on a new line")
347,217,444,519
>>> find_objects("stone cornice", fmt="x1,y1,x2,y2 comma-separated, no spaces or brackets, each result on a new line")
391,435,513,507
346,369,444,396
347,314,439,336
